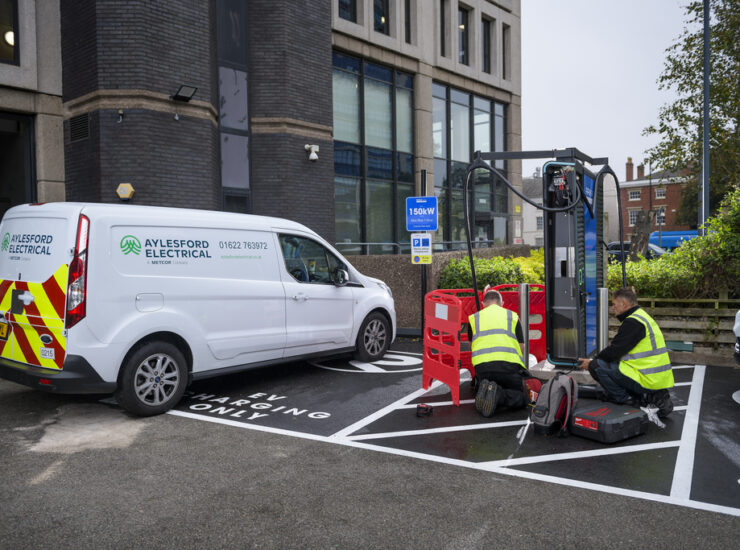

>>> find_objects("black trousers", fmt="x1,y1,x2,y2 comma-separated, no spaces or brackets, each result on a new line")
475,362,528,409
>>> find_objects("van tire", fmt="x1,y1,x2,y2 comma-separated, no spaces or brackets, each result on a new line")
116,341,187,416
354,312,390,362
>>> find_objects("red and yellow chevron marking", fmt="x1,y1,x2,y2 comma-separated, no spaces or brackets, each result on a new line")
0,264,69,370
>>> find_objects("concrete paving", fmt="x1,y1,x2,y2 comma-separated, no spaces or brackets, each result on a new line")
0,339,738,548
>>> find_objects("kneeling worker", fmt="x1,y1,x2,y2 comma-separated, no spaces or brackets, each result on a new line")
577,286,674,417
469,290,528,417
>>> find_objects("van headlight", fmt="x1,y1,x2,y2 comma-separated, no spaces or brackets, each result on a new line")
376,281,392,299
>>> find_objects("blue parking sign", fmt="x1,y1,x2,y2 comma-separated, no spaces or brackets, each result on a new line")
406,197,438,231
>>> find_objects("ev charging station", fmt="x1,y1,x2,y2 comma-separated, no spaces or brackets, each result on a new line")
464,148,624,368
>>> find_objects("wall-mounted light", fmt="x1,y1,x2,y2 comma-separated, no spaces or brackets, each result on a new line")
117,109,124,123
3,31,13,47
116,182,135,201
304,144,319,162
172,85,197,102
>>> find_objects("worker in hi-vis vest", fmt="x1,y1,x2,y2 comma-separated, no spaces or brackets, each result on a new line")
577,286,674,417
468,289,530,418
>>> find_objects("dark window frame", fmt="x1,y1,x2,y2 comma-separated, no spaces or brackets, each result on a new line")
374,0,389,35
481,18,491,74
0,0,19,66
333,51,415,255
440,0,447,57
404,0,412,44
458,6,469,65
216,0,250,213
338,0,357,23
502,23,511,80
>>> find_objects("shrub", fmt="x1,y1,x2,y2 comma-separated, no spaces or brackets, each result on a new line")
439,256,523,290
607,186,739,298
512,248,545,284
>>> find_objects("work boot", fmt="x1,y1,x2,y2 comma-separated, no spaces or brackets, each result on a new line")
475,379,489,413
651,389,674,418
480,380,500,418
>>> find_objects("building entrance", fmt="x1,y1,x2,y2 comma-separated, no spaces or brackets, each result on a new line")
0,113,35,220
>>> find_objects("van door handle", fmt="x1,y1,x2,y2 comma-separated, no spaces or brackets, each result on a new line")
292,293,309,301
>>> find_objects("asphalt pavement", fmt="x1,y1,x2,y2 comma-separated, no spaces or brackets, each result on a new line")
0,340,738,549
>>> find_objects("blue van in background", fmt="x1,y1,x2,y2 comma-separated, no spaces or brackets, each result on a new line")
649,230,698,251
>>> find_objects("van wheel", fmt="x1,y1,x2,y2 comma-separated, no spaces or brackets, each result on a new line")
354,312,390,362
115,341,187,416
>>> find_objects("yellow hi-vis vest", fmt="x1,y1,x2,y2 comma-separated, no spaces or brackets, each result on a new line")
618,308,674,390
469,305,525,369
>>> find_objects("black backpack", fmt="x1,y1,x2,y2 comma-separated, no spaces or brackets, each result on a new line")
531,372,578,436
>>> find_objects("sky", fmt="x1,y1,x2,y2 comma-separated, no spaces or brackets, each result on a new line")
521,0,689,180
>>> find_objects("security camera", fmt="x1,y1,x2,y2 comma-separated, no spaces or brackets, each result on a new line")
304,144,319,162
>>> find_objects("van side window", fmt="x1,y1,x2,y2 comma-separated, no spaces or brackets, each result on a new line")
279,235,347,284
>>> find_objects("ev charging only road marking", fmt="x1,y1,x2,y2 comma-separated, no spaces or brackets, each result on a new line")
167,362,740,518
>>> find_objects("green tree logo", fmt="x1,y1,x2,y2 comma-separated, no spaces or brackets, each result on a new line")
1,233,9,252
120,235,141,255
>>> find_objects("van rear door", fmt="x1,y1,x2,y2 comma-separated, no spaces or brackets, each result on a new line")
0,209,73,370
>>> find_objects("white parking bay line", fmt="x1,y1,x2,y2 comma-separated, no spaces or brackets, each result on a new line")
347,419,529,441
329,381,442,439
483,441,682,468
670,364,706,500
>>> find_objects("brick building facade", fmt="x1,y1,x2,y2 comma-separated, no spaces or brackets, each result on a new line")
618,157,691,240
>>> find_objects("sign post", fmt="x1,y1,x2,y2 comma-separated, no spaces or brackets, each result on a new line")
406,174,438,335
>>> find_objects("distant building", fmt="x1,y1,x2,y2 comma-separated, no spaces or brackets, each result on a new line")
521,167,543,246
618,157,691,242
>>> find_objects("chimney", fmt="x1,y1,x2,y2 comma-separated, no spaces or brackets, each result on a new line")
626,157,634,182
637,163,645,180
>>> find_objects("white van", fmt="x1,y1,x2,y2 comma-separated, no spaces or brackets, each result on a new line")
0,203,396,415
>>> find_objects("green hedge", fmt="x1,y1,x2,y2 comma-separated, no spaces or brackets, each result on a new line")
607,186,740,298
438,250,544,290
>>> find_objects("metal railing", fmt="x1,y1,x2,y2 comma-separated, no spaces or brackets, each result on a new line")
334,240,508,255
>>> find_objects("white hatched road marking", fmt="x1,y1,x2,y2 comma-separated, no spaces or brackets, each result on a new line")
169,363,739,517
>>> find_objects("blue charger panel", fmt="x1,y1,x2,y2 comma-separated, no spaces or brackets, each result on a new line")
583,172,597,355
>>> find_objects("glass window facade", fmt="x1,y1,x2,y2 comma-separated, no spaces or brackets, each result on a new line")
333,51,414,255
433,83,508,249
217,0,250,212
0,0,18,65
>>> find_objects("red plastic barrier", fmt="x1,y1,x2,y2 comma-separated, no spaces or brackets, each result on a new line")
422,285,547,406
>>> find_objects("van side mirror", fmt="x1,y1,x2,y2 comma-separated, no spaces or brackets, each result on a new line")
332,269,349,286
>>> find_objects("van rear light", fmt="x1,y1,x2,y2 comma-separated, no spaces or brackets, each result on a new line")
66,214,90,328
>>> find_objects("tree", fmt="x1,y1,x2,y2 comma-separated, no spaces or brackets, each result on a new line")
643,0,740,226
